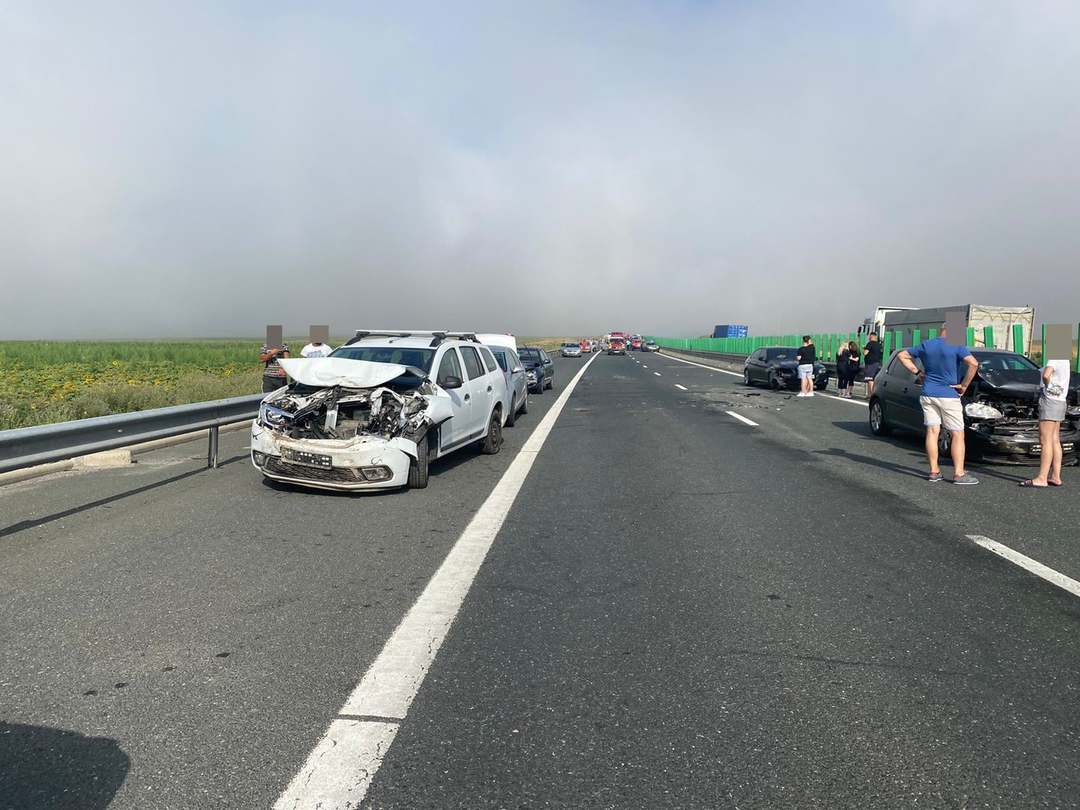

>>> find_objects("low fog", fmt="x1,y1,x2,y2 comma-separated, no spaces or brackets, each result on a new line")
3,1,1080,339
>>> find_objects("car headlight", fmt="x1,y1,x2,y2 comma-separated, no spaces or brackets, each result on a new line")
258,402,291,429
965,402,1003,420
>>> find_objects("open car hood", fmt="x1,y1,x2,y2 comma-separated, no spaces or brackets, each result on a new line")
278,358,410,389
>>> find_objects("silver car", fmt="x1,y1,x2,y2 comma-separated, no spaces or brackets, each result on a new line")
560,342,582,358
489,346,529,427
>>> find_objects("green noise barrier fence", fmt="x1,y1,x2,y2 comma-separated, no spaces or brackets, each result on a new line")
647,323,1080,372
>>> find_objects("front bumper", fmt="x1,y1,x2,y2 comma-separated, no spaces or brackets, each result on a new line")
968,422,1079,465
250,423,416,491
778,371,830,389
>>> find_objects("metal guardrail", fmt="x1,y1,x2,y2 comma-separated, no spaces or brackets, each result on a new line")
0,394,264,475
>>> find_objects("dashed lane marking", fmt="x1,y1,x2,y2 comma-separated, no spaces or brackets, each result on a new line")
274,352,602,809
675,384,688,391
726,411,759,427
653,372,661,377
967,535,1080,599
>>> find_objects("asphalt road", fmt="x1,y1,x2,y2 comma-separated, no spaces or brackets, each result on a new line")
2,351,1079,808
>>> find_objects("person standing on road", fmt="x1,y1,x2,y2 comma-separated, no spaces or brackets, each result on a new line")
863,333,883,397
837,341,860,398
896,326,980,484
796,335,816,397
1021,357,1072,488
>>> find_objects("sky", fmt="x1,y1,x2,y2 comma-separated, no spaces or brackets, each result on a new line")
3,0,1080,339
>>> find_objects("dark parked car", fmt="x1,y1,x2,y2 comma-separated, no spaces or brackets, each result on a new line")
743,346,829,391
518,346,554,394
868,348,1080,463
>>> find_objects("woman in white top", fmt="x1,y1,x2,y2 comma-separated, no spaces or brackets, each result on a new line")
1022,357,1071,488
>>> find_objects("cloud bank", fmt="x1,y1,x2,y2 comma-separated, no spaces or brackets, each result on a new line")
3,1,1080,338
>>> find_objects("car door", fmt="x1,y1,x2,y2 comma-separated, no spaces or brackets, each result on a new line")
748,350,766,382
459,345,493,434
434,347,472,451
478,345,508,423
540,350,554,385
881,353,923,430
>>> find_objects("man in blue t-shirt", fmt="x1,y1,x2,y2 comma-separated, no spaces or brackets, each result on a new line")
897,325,980,485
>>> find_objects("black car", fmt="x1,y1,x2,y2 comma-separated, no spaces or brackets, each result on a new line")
518,346,555,394
868,348,1080,464
743,346,830,391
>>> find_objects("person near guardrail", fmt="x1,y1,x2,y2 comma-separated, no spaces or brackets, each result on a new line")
837,341,861,398
796,335,816,398
863,333,883,396
1020,357,1071,488
300,340,332,358
260,342,291,393
896,325,980,485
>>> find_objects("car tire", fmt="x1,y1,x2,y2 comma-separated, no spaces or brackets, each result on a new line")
480,408,503,454
743,369,753,386
815,380,828,391
533,382,544,395
520,392,528,414
938,429,951,455
546,377,553,390
408,433,430,489
869,398,892,436
506,395,516,427
769,372,782,391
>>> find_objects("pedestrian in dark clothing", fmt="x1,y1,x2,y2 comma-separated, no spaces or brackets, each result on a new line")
863,333,883,396
796,335,816,397
837,341,861,398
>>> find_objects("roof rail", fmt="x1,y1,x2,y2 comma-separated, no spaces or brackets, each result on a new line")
345,330,481,348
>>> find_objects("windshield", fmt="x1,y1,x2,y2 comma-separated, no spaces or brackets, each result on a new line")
562,343,578,348
492,349,509,372
329,345,436,372
974,352,1039,373
519,348,542,362
766,348,797,361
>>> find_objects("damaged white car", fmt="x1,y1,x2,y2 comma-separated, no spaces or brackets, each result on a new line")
251,332,508,491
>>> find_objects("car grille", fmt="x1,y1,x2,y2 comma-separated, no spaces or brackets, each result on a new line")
264,457,361,483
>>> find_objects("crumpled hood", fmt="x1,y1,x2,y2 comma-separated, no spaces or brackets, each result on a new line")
278,358,409,388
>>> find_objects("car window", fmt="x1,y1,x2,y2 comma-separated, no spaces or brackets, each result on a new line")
460,346,484,380
975,353,1038,372
540,350,550,362
492,349,509,372
479,346,498,373
436,348,463,386
331,346,435,372
519,348,539,362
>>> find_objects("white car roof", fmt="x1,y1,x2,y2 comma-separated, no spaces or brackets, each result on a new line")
477,333,517,352
341,335,476,350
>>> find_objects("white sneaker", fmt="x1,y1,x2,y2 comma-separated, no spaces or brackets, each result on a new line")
796,392,807,397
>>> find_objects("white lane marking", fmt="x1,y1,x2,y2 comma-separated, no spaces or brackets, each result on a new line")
818,392,869,408
659,352,741,377
653,371,661,377
967,535,1080,599
276,352,601,809
726,410,759,427
675,384,688,391
642,364,648,368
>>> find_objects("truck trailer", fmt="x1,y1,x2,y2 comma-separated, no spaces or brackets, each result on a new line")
881,305,1035,354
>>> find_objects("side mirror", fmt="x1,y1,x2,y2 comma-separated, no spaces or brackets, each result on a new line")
512,366,523,373
441,375,463,390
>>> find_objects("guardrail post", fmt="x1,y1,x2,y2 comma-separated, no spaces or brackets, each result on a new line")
208,425,220,469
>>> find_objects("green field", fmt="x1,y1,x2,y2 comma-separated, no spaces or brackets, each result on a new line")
0,336,579,431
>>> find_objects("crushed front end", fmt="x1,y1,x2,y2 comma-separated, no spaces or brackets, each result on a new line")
964,396,1080,464
251,360,447,491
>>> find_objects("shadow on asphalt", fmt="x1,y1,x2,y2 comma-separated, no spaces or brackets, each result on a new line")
826,421,1030,484
0,721,129,809
814,447,928,480
0,454,247,539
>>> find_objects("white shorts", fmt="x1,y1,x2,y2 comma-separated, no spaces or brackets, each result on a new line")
797,364,814,380
920,396,964,432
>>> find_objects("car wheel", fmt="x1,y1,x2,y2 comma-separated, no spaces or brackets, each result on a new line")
769,372,782,390
869,398,892,436
546,377,553,389
480,408,503,454
815,380,828,391
519,392,528,414
506,395,516,427
743,369,753,386
408,433,430,489
533,382,544,395
938,429,951,455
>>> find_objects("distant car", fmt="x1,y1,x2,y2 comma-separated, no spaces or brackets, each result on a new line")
629,337,643,351
869,348,1080,464
487,345,528,427
519,346,555,393
743,346,829,390
607,340,627,355
579,340,592,354
641,341,659,353
560,342,582,358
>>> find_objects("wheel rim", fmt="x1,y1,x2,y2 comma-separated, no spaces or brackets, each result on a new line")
743,370,750,384
871,402,882,431
490,414,501,447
